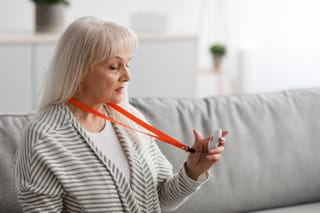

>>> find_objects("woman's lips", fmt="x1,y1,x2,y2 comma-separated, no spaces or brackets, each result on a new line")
115,86,125,94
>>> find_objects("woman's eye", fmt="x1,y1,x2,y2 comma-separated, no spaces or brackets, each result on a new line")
108,63,130,71
109,66,120,70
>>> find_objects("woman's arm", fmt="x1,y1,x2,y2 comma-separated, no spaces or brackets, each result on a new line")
156,129,227,211
15,128,64,213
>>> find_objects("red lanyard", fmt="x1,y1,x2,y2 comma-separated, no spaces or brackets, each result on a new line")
68,98,195,153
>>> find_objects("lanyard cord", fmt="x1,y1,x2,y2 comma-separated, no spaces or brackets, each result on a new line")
68,98,195,153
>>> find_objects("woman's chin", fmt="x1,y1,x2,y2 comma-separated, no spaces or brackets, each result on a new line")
108,97,123,104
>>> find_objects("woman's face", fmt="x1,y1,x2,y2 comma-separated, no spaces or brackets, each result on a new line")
78,50,132,105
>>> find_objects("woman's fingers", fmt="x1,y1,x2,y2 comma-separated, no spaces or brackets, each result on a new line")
208,146,224,154
217,130,228,147
218,137,226,146
193,129,212,145
193,129,202,142
222,130,228,137
206,146,224,160
206,154,222,161
193,129,228,152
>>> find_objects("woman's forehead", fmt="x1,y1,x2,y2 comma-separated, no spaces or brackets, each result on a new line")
109,50,133,60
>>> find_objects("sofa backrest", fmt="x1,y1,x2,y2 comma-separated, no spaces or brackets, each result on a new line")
0,113,34,213
1,87,320,213
130,87,320,212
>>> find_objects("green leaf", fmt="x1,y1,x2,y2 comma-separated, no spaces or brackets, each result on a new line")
209,43,226,56
31,0,70,6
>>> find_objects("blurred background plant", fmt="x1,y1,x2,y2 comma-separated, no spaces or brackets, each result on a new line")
31,0,70,6
209,43,226,72
210,43,226,57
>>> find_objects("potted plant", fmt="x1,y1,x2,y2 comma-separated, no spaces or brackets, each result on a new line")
209,43,226,72
31,0,70,33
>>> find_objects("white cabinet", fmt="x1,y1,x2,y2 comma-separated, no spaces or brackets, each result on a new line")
0,43,56,113
0,45,33,112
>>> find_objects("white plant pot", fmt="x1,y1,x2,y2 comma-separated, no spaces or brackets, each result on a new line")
212,55,224,72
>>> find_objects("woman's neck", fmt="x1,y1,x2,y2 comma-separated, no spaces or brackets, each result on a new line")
67,98,106,133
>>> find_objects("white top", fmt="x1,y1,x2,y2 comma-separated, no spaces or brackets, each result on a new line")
86,120,131,181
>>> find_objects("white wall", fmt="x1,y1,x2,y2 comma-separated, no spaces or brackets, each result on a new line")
0,0,204,33
223,0,320,94
1,0,320,95
238,49,320,94
0,0,33,32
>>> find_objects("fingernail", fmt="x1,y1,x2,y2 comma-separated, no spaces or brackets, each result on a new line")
222,130,228,136
209,149,215,153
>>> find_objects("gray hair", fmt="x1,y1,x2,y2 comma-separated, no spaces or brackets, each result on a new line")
38,17,149,147
39,16,138,111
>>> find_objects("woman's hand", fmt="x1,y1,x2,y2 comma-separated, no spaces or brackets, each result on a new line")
186,129,228,181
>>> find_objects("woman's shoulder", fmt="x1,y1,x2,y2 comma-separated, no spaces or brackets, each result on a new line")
24,103,72,141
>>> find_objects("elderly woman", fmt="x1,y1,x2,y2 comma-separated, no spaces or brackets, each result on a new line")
15,16,227,212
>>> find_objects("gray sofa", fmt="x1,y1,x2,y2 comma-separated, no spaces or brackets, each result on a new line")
1,87,320,212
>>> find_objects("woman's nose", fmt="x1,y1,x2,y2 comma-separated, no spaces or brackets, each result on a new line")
121,67,131,82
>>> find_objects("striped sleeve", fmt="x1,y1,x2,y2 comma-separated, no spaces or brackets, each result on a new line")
15,127,64,213
154,143,210,211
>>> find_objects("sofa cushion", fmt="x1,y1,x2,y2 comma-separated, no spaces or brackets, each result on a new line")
130,87,320,212
252,202,320,213
0,113,34,213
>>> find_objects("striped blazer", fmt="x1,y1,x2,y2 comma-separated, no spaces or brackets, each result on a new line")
15,103,208,212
